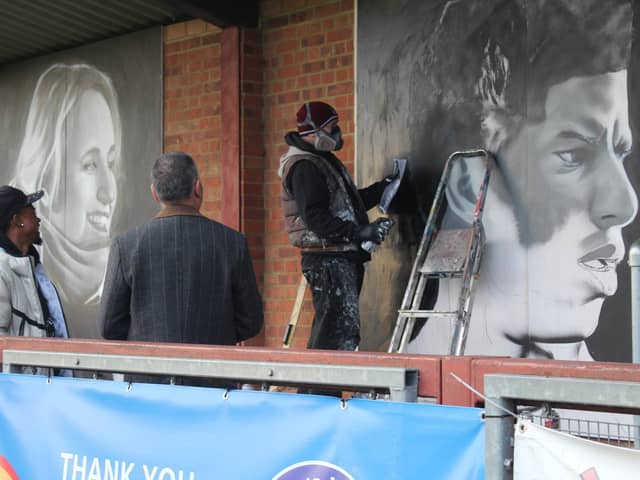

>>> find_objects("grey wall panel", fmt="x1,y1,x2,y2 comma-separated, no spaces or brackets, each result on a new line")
0,27,162,339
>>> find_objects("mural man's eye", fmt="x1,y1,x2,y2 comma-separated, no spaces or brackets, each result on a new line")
554,150,582,171
82,160,98,172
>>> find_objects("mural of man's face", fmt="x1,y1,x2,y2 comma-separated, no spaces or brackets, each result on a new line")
50,89,118,250
482,70,637,348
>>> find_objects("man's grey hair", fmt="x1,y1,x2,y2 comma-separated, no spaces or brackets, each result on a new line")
151,152,199,202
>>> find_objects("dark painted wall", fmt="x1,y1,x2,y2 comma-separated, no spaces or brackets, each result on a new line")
357,0,640,361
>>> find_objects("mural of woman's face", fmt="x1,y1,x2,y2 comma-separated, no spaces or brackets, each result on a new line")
51,89,118,250
480,70,637,348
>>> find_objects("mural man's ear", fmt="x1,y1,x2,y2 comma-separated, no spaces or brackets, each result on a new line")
445,155,486,225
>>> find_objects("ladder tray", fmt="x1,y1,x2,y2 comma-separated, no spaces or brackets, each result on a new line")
419,228,475,275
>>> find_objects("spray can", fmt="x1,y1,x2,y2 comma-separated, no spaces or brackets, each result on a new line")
361,218,394,252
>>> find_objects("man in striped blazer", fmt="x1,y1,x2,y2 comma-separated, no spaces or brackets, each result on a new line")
98,152,263,385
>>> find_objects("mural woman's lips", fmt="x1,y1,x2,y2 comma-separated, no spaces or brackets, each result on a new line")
86,211,110,232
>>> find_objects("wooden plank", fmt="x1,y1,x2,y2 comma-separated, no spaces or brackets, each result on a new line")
282,276,307,348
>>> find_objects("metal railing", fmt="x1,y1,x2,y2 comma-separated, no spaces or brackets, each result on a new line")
2,348,419,402
484,374,640,480
5,337,640,406
4,338,640,479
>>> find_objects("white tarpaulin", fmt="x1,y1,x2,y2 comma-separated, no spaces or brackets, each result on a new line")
514,418,640,479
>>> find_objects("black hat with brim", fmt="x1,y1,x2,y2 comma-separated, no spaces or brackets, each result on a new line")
0,186,44,230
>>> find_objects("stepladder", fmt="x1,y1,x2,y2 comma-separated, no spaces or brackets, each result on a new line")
388,149,494,355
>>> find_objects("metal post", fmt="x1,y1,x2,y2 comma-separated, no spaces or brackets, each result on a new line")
630,240,640,363
484,397,515,480
629,239,640,447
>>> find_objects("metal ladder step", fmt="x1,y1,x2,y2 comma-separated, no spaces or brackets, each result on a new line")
397,310,459,318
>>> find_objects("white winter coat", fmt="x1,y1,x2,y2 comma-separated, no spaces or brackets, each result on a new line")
0,247,51,337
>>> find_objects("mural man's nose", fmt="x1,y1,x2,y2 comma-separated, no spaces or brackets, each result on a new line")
591,158,637,230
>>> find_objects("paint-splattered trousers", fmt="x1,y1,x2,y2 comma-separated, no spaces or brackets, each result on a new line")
302,256,365,351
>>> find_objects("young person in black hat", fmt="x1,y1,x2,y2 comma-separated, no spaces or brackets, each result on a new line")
279,101,396,356
0,186,69,349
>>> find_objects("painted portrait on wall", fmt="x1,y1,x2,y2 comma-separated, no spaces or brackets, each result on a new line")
0,28,162,339
357,0,640,362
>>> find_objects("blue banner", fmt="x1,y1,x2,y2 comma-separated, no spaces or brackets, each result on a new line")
0,373,484,479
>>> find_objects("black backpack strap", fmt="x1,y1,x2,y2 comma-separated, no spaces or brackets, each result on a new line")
11,307,54,337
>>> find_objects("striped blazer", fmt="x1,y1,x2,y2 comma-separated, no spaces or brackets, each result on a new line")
98,206,263,348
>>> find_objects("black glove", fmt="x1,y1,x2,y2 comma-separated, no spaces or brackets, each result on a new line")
358,218,394,244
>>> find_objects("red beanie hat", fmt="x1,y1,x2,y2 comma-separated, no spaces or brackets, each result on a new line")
296,101,339,135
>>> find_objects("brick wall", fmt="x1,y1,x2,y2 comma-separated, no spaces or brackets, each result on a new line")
241,27,267,344
241,27,265,282
164,20,224,220
261,0,355,347
163,20,267,345
162,1,356,348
